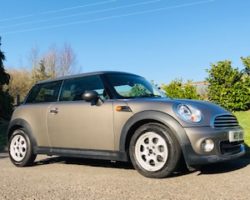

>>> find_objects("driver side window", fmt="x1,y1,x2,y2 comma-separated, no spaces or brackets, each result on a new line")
59,75,107,101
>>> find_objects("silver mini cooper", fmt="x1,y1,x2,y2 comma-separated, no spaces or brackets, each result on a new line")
8,71,245,178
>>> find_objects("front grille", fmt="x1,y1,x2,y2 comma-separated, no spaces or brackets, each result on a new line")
213,114,239,128
220,141,242,155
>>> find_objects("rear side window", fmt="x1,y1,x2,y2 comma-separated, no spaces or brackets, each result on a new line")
59,75,106,101
25,81,62,104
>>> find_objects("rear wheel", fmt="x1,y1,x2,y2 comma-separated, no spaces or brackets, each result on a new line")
129,123,181,178
8,129,37,167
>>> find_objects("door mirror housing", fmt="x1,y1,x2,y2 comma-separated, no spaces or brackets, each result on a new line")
82,90,103,106
82,90,98,102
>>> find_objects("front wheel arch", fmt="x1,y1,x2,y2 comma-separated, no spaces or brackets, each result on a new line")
120,111,189,153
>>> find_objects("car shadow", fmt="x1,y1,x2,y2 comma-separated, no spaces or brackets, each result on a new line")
197,144,250,175
197,156,250,175
34,155,250,177
35,156,195,177
244,143,250,157
34,156,134,170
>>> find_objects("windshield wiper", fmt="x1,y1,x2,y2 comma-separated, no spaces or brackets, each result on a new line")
138,94,162,98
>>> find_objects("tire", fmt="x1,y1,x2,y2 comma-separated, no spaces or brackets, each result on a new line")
129,123,181,178
8,128,37,167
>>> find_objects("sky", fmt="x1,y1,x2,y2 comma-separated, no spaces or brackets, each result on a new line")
0,0,250,84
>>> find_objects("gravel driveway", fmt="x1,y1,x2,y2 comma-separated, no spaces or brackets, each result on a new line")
0,152,250,200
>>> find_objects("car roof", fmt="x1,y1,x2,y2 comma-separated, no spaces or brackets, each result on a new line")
37,71,139,84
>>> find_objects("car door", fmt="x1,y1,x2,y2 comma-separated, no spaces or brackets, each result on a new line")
47,75,114,150
24,80,63,147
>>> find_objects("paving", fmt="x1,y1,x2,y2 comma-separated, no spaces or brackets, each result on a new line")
0,152,250,200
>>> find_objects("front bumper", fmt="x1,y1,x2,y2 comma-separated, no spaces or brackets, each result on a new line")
182,126,245,166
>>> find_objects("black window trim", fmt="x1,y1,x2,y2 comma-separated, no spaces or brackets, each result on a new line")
57,79,65,102
24,80,63,104
57,74,111,103
24,72,141,104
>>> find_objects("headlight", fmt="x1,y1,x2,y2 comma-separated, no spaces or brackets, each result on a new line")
176,104,202,123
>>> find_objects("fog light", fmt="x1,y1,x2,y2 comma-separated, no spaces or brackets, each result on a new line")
201,139,214,152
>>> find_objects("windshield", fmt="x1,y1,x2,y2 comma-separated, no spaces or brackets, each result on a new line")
106,74,166,99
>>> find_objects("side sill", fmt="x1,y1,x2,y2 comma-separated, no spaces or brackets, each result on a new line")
34,147,128,162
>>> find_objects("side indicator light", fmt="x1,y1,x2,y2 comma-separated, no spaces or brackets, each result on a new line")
115,106,132,112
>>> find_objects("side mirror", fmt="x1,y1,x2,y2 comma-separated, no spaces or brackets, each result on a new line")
82,90,98,102
82,90,103,106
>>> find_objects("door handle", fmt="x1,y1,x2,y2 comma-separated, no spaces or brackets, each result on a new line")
49,107,58,114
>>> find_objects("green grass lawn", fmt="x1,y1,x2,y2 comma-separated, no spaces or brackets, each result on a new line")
234,111,250,148
234,111,250,155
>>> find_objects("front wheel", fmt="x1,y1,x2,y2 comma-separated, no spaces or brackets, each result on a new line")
8,129,37,167
129,123,181,178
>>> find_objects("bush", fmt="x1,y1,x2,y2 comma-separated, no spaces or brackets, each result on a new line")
162,79,200,100
207,60,250,111
0,37,13,120
0,120,8,150
0,90,13,120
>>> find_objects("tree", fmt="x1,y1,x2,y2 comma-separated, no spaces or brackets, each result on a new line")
241,56,250,75
42,44,76,78
43,45,57,78
162,79,200,99
8,69,32,103
0,37,13,120
29,46,40,70
0,37,10,89
129,84,148,97
30,44,77,80
240,56,250,109
58,43,76,76
207,60,250,111
31,59,50,83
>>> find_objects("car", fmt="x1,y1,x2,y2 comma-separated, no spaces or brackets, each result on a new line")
7,71,245,178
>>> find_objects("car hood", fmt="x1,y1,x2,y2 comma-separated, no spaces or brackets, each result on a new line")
123,97,232,127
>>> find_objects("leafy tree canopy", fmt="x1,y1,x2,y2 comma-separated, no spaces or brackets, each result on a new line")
162,79,200,100
0,37,10,86
32,59,51,83
0,37,13,120
207,59,250,111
